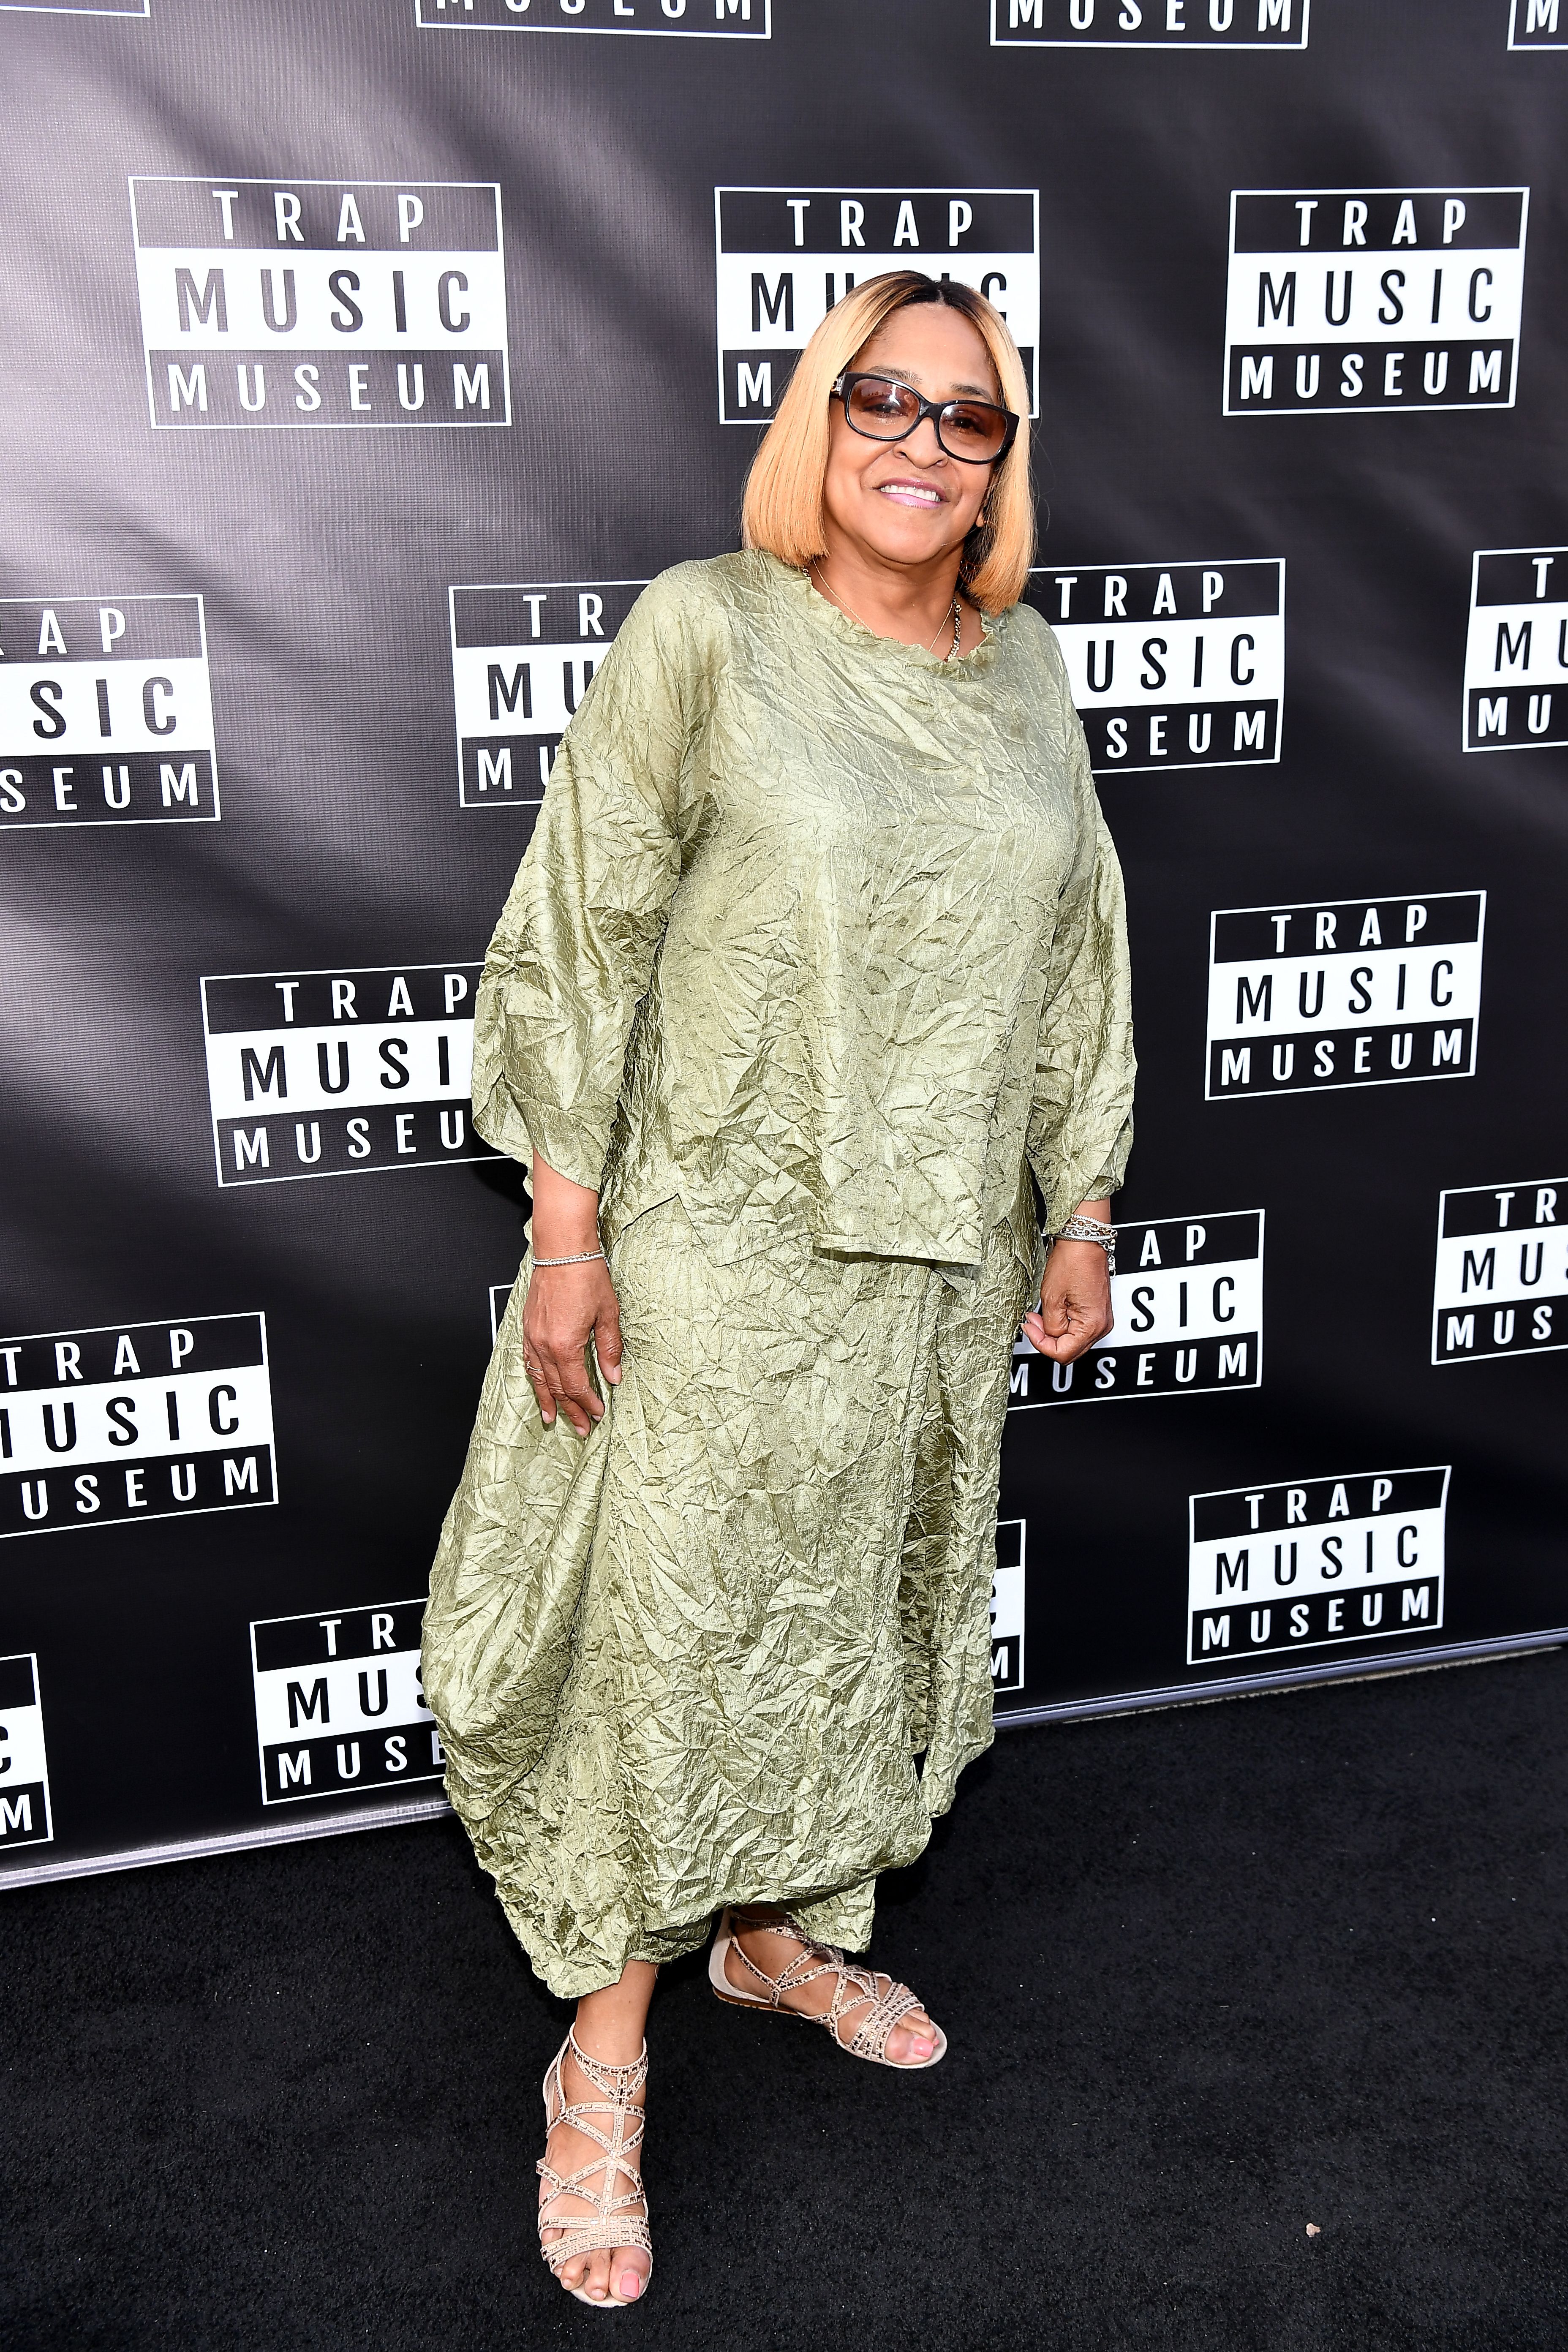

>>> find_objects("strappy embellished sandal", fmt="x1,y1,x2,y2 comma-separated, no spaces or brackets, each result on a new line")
536,2026,653,2309
708,1906,947,2069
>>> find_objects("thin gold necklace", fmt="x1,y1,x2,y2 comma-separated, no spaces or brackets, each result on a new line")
811,562,962,659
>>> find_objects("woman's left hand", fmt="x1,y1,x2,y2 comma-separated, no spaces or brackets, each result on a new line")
1022,1238,1114,1364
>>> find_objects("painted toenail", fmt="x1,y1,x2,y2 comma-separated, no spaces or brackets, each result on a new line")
620,2273,641,2298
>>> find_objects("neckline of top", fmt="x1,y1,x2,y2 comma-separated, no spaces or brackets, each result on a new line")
776,554,1005,675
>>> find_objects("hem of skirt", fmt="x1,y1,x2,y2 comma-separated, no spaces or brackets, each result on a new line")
491,1842,927,1998
504,1908,719,2002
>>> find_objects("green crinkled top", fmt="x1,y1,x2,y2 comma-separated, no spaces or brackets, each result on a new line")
471,549,1134,1261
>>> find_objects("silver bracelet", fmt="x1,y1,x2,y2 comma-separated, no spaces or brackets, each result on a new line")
531,1247,606,1268
1053,1214,1117,1276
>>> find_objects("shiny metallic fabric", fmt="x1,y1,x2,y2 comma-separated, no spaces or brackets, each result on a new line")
423,551,1135,1996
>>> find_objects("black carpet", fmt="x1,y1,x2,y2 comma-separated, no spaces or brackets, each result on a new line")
5,1650,1567,2352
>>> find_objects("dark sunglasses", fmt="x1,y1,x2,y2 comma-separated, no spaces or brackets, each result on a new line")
832,371,1019,465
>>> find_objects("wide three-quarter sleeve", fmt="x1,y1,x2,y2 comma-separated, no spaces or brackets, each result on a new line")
470,569,715,1189
1026,716,1136,1232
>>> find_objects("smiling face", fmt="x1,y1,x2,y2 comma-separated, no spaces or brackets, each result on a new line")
819,300,1003,578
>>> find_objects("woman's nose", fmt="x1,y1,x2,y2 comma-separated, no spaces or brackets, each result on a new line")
904,414,946,463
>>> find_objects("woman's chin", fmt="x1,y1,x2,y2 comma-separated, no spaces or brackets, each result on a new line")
841,510,967,568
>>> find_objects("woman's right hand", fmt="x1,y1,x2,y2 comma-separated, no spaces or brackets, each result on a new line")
522,1259,623,1435
522,1153,623,1435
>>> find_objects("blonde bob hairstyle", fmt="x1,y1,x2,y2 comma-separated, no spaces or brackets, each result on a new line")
741,270,1034,613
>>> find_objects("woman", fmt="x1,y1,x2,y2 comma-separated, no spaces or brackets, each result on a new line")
423,270,1134,2308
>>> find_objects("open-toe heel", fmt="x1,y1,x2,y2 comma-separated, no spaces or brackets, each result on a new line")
536,2027,652,2308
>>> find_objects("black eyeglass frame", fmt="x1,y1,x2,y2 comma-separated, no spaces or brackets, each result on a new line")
831,371,1020,466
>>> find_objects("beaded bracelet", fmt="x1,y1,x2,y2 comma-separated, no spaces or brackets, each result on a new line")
531,1248,607,1268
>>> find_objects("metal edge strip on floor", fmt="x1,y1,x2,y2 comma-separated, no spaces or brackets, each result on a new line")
992,1627,1568,1728
3,1628,1564,1890
0,1792,454,1889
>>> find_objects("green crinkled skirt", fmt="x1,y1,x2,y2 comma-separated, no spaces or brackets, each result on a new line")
422,1191,1038,1999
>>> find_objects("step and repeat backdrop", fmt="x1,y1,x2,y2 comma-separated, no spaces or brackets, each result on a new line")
0,0,1564,1883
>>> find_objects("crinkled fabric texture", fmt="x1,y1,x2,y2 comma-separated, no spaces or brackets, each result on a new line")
466,550,1134,1262
425,1195,1039,1998
423,550,1136,1996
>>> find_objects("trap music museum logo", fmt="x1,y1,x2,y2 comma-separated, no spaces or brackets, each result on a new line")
1510,0,1567,46
450,580,643,808
1225,188,1529,415
1189,1468,1449,1666
0,595,217,831
415,0,769,33
129,178,509,430
0,1315,275,1541
994,0,1307,46
250,1601,444,1807
1464,549,1568,751
1013,1210,1262,1409
1433,1179,1565,1365
992,1520,1026,1695
1206,893,1485,1100
1032,561,1283,774
716,188,1040,424
201,964,495,1187
0,1658,52,1854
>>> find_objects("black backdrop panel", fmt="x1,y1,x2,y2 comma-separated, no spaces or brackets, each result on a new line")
0,0,1563,1882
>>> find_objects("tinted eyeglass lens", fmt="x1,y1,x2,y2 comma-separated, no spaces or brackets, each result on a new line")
939,400,1007,458
844,376,1009,460
845,377,923,436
